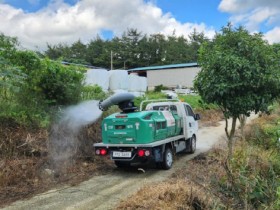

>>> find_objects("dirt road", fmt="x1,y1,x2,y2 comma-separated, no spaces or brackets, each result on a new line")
3,117,253,210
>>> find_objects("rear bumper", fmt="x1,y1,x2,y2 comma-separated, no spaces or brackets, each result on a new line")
94,145,153,162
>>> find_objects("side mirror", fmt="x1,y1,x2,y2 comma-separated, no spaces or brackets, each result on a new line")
194,113,200,121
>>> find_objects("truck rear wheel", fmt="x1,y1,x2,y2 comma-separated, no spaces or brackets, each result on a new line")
188,136,196,154
161,147,173,170
114,161,130,168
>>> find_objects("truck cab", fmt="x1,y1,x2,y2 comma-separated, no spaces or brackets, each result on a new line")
145,100,199,141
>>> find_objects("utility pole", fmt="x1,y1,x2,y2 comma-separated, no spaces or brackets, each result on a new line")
111,51,113,70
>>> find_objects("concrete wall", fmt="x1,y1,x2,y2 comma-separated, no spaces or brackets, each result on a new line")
147,67,201,90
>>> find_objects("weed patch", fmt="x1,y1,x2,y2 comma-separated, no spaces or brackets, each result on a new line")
220,141,280,209
116,179,220,210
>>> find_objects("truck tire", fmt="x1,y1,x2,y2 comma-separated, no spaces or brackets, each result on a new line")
161,147,173,170
114,161,130,168
188,135,196,154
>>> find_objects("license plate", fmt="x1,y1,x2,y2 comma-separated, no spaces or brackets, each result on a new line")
112,151,132,158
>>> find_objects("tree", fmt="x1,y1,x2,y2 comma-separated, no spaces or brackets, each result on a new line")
164,34,188,64
148,33,166,66
138,34,152,66
86,35,106,67
112,28,143,69
68,39,88,65
45,43,70,60
194,24,280,158
42,29,212,69
188,29,209,62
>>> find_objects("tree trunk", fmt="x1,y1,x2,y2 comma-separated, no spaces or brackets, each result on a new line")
238,114,247,140
225,116,237,159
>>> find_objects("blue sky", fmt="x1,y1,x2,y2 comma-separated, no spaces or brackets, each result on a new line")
2,0,78,12
0,0,279,50
156,0,229,29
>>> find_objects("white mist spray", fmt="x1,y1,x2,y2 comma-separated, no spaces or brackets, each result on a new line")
49,100,103,173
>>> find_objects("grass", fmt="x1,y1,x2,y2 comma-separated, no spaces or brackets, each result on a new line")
134,91,218,110
179,94,218,110
178,94,202,108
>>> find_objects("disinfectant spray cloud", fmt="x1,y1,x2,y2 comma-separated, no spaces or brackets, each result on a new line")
49,100,103,173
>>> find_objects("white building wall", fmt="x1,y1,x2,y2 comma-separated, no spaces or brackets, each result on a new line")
147,67,201,90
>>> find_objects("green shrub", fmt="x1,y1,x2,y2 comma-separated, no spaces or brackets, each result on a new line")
224,144,280,209
133,92,217,111
154,84,168,92
248,118,280,150
0,57,26,101
275,187,280,209
0,34,87,128
222,107,280,209
81,85,107,101
1,51,86,127
178,95,217,110
39,59,84,106
134,91,166,109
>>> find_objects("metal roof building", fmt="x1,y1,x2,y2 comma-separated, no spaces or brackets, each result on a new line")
128,63,200,90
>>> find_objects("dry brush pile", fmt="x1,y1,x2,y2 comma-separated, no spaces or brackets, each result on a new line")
0,116,113,207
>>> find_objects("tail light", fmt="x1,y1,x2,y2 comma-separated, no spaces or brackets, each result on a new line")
138,149,145,157
100,148,107,155
145,150,150,156
116,114,127,118
138,149,150,157
96,148,107,156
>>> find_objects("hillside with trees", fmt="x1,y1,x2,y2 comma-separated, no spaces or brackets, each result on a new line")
44,28,208,69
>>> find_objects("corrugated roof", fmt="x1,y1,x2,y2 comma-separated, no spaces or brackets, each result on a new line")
128,62,198,72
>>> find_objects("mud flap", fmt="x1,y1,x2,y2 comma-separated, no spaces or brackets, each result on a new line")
154,145,165,162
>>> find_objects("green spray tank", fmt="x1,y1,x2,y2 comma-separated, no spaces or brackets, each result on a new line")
98,93,183,145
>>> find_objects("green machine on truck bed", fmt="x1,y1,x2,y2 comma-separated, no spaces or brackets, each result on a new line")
94,93,200,170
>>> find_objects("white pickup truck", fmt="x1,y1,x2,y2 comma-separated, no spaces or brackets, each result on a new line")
94,94,200,170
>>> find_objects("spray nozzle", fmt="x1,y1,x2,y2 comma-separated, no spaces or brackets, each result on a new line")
98,100,106,111
98,93,136,112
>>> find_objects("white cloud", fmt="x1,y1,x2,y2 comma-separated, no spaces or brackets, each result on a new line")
219,0,248,13
219,0,280,14
0,0,215,50
264,27,280,43
219,0,280,43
